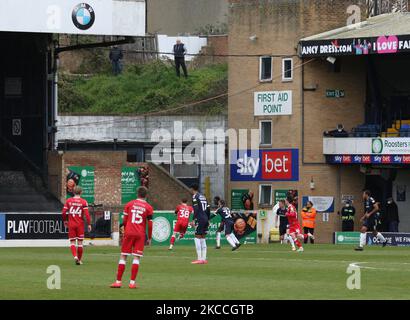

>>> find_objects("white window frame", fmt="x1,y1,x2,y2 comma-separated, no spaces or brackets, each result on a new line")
259,56,273,82
259,120,272,146
259,184,272,206
282,58,293,82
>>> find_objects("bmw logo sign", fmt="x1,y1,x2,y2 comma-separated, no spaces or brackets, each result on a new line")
72,3,95,30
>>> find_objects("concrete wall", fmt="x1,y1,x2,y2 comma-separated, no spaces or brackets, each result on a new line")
227,0,368,243
57,115,226,142
157,35,207,61
147,0,228,35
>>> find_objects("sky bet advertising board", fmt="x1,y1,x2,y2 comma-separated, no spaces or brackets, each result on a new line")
230,149,299,182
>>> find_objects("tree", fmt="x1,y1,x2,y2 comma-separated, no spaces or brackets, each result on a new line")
367,0,409,16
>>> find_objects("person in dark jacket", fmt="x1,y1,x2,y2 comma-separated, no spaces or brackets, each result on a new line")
109,46,123,76
340,200,355,231
385,197,399,232
173,39,188,78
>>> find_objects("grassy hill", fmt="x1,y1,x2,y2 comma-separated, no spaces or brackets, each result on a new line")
59,61,227,116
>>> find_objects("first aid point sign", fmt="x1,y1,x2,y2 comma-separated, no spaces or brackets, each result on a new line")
254,91,292,116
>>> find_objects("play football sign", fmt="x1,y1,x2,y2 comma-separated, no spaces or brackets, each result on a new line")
254,91,292,116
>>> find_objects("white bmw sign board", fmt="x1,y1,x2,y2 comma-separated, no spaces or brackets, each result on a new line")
254,91,292,116
0,0,145,36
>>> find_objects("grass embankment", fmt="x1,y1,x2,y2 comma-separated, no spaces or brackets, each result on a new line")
59,62,227,116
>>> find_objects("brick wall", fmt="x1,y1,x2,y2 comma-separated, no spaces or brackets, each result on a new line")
148,163,192,209
227,0,368,243
48,150,191,212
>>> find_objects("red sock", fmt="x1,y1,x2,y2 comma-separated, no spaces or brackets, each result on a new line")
70,245,77,258
170,235,176,245
179,233,185,239
131,261,140,281
77,246,83,261
303,234,308,240
116,261,126,282
295,240,302,248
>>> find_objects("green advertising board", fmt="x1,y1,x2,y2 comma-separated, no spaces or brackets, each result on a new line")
231,189,248,210
67,166,95,203
121,167,141,205
151,211,257,246
334,232,360,245
274,190,289,203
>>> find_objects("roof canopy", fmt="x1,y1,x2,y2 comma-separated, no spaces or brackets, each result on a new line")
0,0,145,37
299,13,410,58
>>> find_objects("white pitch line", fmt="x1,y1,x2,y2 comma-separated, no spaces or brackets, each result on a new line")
88,253,410,271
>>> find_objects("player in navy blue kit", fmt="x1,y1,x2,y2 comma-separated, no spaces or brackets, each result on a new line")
213,196,225,249
215,200,241,251
355,190,387,251
190,184,210,264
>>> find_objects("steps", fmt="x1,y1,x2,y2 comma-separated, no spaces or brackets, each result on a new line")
0,170,62,213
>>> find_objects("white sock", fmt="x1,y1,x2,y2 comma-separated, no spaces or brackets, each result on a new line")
376,232,386,242
216,232,221,247
226,234,236,248
360,232,367,247
231,233,240,245
200,238,207,261
194,238,202,260
288,235,295,247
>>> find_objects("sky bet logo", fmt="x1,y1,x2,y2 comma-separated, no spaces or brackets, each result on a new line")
230,149,299,182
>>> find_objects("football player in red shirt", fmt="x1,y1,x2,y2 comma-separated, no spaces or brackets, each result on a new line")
62,186,92,265
285,196,310,252
111,186,153,289
169,199,193,250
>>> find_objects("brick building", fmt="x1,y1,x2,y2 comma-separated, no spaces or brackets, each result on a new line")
227,0,410,243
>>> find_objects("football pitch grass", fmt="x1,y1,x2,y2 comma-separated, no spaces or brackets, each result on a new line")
1,244,410,300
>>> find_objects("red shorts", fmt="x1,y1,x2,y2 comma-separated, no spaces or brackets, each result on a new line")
174,221,189,235
289,226,301,235
68,224,84,240
121,234,145,257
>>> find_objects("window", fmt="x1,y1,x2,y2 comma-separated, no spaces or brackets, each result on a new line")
172,164,199,178
259,185,272,206
259,56,272,82
282,58,293,82
259,120,272,146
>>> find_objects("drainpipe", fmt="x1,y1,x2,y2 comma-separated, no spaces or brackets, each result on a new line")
53,54,59,150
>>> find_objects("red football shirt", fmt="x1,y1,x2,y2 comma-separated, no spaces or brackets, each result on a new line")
286,204,300,229
175,204,194,225
123,199,154,236
62,197,91,227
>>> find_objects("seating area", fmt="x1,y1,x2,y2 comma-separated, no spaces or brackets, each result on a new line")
352,124,381,138
382,120,410,137
325,120,410,138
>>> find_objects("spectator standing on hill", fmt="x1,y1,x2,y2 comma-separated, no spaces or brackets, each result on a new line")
109,45,123,76
173,39,188,78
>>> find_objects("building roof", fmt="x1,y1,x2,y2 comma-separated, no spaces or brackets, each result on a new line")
301,13,410,41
